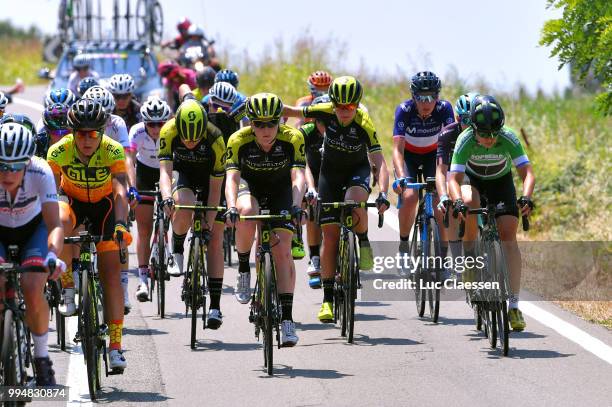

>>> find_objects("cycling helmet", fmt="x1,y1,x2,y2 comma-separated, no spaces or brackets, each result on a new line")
0,123,36,163
0,114,35,133
72,54,90,69
44,88,76,108
246,93,283,121
410,71,441,94
108,74,135,95
0,92,8,110
157,60,179,78
177,17,191,33
308,71,333,93
68,99,109,130
209,82,237,105
77,77,99,97
312,94,331,105
455,92,480,124
470,95,505,133
328,76,363,105
214,69,239,88
196,66,217,88
175,99,208,142
140,98,172,122
43,103,70,131
187,25,205,39
82,85,115,114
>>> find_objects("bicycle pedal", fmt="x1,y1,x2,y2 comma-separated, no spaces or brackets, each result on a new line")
308,276,321,289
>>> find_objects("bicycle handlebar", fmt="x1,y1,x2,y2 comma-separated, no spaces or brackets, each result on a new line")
174,205,227,212
457,207,530,238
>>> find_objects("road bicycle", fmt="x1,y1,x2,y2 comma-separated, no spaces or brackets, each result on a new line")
135,0,164,45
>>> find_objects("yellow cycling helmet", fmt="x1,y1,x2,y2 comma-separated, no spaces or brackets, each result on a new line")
328,76,363,105
175,99,208,142
245,93,283,121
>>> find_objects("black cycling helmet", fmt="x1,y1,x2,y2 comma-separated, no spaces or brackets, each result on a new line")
410,71,441,94
0,114,35,133
43,103,70,131
67,99,109,130
196,66,217,89
77,76,100,97
470,95,505,133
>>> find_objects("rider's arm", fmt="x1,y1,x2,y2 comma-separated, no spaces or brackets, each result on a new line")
392,104,407,179
225,170,239,209
436,158,449,197
282,105,306,119
42,201,64,256
159,161,173,201
448,171,464,201
206,132,226,227
112,172,129,223
517,163,535,198
305,165,316,190
368,151,389,193
290,130,307,206
178,84,194,101
158,124,175,201
291,168,306,207
125,150,137,189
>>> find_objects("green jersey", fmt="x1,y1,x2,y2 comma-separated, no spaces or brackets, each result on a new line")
450,126,529,180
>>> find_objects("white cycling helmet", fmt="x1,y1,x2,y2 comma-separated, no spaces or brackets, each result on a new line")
0,92,8,110
108,74,135,95
83,85,115,114
187,25,205,38
72,54,90,69
209,82,237,105
140,97,171,122
0,123,36,163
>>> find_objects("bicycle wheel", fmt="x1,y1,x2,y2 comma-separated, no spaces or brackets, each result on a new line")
262,252,274,375
345,234,358,343
150,1,164,45
483,303,497,349
2,309,19,388
426,218,441,323
410,220,426,317
336,236,348,337
82,271,100,399
492,241,510,356
157,217,167,318
224,228,233,267
190,237,201,349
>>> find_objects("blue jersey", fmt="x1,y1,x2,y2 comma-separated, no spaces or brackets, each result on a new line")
393,99,454,154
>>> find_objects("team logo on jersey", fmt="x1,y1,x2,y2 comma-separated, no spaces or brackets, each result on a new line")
397,121,405,129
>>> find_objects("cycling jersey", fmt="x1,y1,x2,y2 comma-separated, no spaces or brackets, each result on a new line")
436,121,463,166
393,99,454,154
0,157,58,228
34,129,51,159
299,122,323,184
302,102,381,169
207,111,239,145
114,99,143,130
106,114,131,151
47,134,127,203
450,126,530,180
67,71,100,95
158,118,225,178
225,124,305,191
129,122,160,169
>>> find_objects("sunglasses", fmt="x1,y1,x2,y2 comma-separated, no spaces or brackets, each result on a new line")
113,93,131,100
210,102,231,113
145,122,165,128
76,67,89,71
252,120,279,128
75,129,102,139
414,94,438,103
0,161,28,172
334,103,358,111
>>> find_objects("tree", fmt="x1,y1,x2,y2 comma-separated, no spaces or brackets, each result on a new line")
540,0,611,115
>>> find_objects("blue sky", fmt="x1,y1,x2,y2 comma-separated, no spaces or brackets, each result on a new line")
7,0,569,94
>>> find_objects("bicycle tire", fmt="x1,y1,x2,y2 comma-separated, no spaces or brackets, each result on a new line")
190,236,201,349
484,304,497,349
224,228,233,267
2,309,18,388
492,241,510,356
157,217,166,318
262,252,273,375
410,220,426,317
151,1,164,44
82,270,99,400
345,233,358,343
426,218,441,323
135,0,146,39
336,236,348,337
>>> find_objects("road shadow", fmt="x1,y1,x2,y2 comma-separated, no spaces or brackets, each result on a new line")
295,322,338,331
189,339,261,352
355,301,391,307
122,327,168,336
255,364,353,379
352,334,422,347
94,387,171,403
509,331,548,339
436,316,477,326
485,348,575,359
355,313,397,321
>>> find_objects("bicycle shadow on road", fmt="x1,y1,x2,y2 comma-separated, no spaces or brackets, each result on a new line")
484,348,575,359
435,316,479,326
354,313,398,321
355,301,391,307
255,364,353,379
94,387,171,404
122,327,168,336
352,334,422,347
188,339,261,352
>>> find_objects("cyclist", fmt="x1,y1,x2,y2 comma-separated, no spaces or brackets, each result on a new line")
47,99,131,371
36,88,77,133
210,69,247,112
193,66,217,102
299,94,329,286
449,95,535,331
158,97,227,329
436,92,479,276
127,98,172,301
82,85,135,314
0,123,66,386
77,76,100,97
67,54,99,95
158,61,197,110
161,17,192,49
34,103,71,159
0,78,25,107
293,70,333,127
392,71,454,275
108,74,142,130
283,76,390,322
225,93,305,346
181,25,218,69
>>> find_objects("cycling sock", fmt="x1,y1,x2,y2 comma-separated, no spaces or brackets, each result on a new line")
238,251,251,274
172,232,187,254
109,319,123,351
509,294,519,309
209,278,223,310
279,293,294,321
60,265,74,288
356,231,369,246
309,245,320,258
439,242,448,257
400,235,409,241
322,279,334,303
138,266,149,283
449,240,463,259
32,331,49,358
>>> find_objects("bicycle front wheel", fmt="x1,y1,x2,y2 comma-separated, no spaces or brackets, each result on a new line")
260,252,274,375
410,221,426,317
345,234,358,343
157,219,167,318
491,241,510,355
190,237,201,349
82,271,100,399
426,218,441,323
1,309,19,389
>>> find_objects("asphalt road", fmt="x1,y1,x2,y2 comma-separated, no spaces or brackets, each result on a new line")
6,86,612,407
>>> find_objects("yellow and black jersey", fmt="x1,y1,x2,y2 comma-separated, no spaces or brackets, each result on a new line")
225,124,305,188
303,102,381,168
158,118,226,178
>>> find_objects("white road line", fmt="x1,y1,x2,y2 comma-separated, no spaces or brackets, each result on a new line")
373,206,612,365
12,97,44,112
65,316,93,405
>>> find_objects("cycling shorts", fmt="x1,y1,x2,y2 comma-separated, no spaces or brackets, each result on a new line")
402,150,437,183
237,178,294,232
136,161,159,205
465,172,519,218
0,214,48,269
174,171,224,224
61,195,118,253
318,162,371,226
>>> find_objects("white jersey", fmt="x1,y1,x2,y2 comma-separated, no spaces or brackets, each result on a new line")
0,157,58,228
129,122,160,169
105,114,131,151
67,70,100,95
